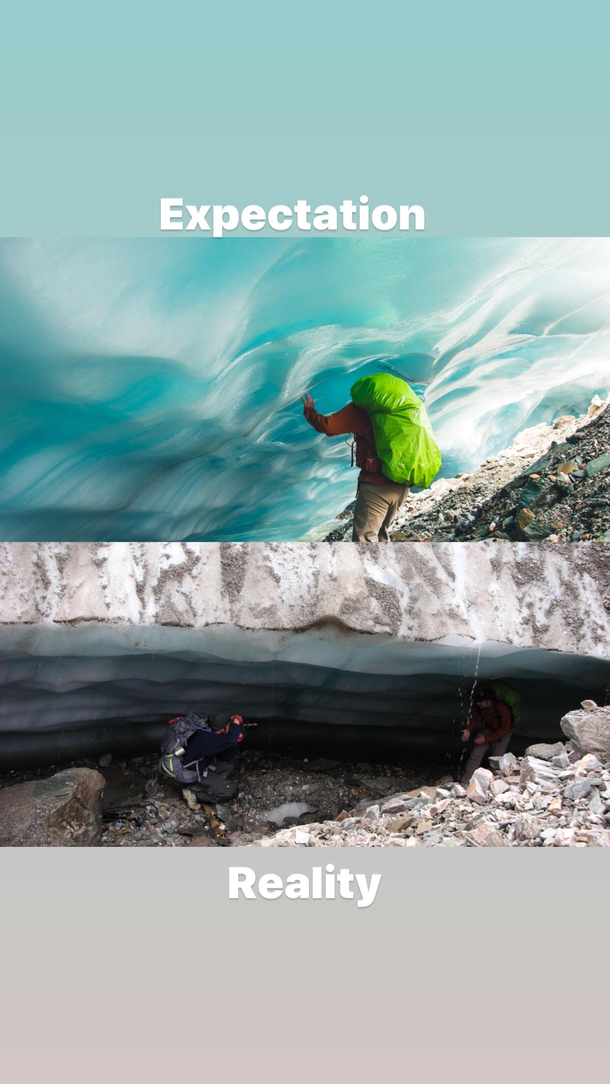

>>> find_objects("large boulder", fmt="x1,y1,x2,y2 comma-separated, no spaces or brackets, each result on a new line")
0,768,105,846
561,703,610,757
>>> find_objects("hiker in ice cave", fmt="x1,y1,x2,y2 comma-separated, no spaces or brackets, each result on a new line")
159,712,245,802
302,374,441,542
459,686,516,784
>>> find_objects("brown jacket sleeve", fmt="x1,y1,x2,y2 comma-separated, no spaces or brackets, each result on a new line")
303,402,369,437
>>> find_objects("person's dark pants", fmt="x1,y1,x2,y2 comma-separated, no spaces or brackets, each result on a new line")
460,734,512,784
211,758,236,776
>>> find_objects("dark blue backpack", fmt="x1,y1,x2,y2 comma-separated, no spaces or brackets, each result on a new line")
159,713,211,757
158,713,240,800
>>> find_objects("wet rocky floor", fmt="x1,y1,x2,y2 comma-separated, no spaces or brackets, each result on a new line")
0,749,449,847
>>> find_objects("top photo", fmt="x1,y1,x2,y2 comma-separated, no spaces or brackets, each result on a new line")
0,236,608,544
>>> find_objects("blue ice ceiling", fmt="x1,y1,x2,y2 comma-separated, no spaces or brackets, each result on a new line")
0,237,608,541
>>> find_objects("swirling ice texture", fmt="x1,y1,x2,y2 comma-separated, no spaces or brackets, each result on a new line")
0,237,608,541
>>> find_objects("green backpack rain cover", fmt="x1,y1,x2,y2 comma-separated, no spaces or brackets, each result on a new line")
489,680,522,727
350,373,441,488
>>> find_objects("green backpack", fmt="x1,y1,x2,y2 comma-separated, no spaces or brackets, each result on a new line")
488,680,522,727
350,373,441,488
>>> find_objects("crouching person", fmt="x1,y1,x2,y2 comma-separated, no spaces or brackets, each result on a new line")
460,686,515,784
159,711,245,803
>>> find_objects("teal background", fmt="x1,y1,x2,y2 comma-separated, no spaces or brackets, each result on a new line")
2,1,609,236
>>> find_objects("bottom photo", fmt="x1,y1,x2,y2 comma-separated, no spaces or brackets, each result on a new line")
0,541,609,848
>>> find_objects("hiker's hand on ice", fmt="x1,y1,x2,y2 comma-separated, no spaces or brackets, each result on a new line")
460,729,470,742
301,393,315,411
474,734,486,745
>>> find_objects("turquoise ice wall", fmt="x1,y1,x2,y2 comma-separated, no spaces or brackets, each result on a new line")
0,237,608,540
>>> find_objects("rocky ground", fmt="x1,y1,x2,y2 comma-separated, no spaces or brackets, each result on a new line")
0,748,442,847
3,702,609,848
259,703,610,848
325,396,610,543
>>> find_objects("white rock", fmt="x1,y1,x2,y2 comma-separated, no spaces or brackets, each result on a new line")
555,827,577,846
578,754,603,773
496,791,517,807
491,779,510,797
496,752,518,774
467,768,493,805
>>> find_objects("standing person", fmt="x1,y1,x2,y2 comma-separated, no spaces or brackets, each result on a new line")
459,686,515,784
301,373,440,543
301,392,407,541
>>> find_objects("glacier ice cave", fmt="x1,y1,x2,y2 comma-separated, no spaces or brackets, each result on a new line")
0,238,609,541
0,542,608,766
1,625,608,767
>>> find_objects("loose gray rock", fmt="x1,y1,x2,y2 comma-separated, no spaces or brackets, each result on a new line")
589,790,604,815
520,756,559,791
514,813,542,842
467,823,505,847
524,742,566,761
0,768,105,846
586,451,610,477
260,740,610,850
381,797,409,816
564,779,593,802
551,752,571,768
385,812,416,833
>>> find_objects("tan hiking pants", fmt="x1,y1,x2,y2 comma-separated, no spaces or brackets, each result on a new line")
352,482,408,542
460,734,512,784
